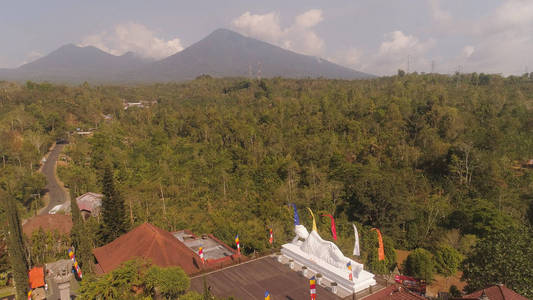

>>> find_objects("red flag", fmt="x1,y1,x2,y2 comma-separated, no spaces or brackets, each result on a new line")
269,228,273,244
371,228,385,261
322,214,337,241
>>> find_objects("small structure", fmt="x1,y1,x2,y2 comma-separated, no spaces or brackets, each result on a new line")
22,214,73,237
123,102,144,110
76,192,103,219
173,230,238,266
460,284,529,300
280,224,376,297
525,159,533,168
45,259,74,300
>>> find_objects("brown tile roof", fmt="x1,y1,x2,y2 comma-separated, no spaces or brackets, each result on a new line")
93,223,204,275
362,285,426,300
463,285,529,300
22,214,73,237
190,256,342,300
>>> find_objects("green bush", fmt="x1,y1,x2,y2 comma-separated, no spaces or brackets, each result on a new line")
145,265,189,299
434,245,462,277
403,248,434,282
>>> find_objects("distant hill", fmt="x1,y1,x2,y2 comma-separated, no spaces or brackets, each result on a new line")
0,44,150,83
0,29,373,83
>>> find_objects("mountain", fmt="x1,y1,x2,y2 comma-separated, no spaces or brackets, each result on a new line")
127,28,372,82
0,29,373,83
0,44,149,82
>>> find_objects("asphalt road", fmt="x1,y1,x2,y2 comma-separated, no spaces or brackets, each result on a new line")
39,143,69,215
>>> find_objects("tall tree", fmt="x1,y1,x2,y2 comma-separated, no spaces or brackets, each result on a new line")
462,226,533,297
100,165,128,243
2,190,29,299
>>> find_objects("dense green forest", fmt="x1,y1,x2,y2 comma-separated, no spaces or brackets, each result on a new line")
1,73,532,296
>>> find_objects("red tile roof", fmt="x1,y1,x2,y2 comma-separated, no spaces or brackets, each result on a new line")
93,223,204,275
362,285,426,300
22,214,73,237
463,285,528,300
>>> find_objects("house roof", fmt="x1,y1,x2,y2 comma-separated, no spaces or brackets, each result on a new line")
462,285,528,300
22,214,73,237
76,192,103,212
28,267,45,289
362,285,426,300
93,223,203,275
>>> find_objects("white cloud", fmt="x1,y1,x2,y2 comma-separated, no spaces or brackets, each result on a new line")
294,9,323,28
463,0,533,74
231,9,325,56
16,50,44,66
335,31,435,75
462,46,475,58
79,23,183,59
426,0,533,74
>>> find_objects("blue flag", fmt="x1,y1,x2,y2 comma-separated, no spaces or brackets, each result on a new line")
291,203,300,225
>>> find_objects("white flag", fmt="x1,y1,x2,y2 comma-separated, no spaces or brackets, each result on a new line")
353,223,360,256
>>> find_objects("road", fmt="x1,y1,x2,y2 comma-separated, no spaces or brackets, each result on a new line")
39,142,70,215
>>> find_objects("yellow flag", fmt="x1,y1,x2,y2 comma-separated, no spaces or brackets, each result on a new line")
306,207,318,232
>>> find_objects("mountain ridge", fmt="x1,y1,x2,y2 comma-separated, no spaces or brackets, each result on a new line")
0,28,374,83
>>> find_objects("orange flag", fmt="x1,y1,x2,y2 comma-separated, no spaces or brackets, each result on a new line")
371,228,385,261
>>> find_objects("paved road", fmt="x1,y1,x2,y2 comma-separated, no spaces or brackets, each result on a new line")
39,143,69,215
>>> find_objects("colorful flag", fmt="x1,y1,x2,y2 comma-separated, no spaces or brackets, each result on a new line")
352,223,360,256
199,247,204,263
235,234,240,254
310,276,317,300
28,290,32,300
321,214,337,241
290,203,300,225
347,261,353,281
306,207,318,232
265,291,271,300
68,247,83,279
269,228,273,244
371,228,385,261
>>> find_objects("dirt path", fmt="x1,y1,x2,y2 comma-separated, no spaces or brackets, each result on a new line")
38,142,70,215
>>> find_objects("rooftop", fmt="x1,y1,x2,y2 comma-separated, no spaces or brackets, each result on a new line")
22,214,73,237
462,285,529,300
173,230,234,260
361,285,426,300
93,223,204,275
76,192,103,213
190,256,343,300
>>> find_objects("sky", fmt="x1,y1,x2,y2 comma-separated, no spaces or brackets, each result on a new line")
1,0,532,75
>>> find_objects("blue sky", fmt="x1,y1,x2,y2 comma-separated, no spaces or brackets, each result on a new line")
2,0,531,75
